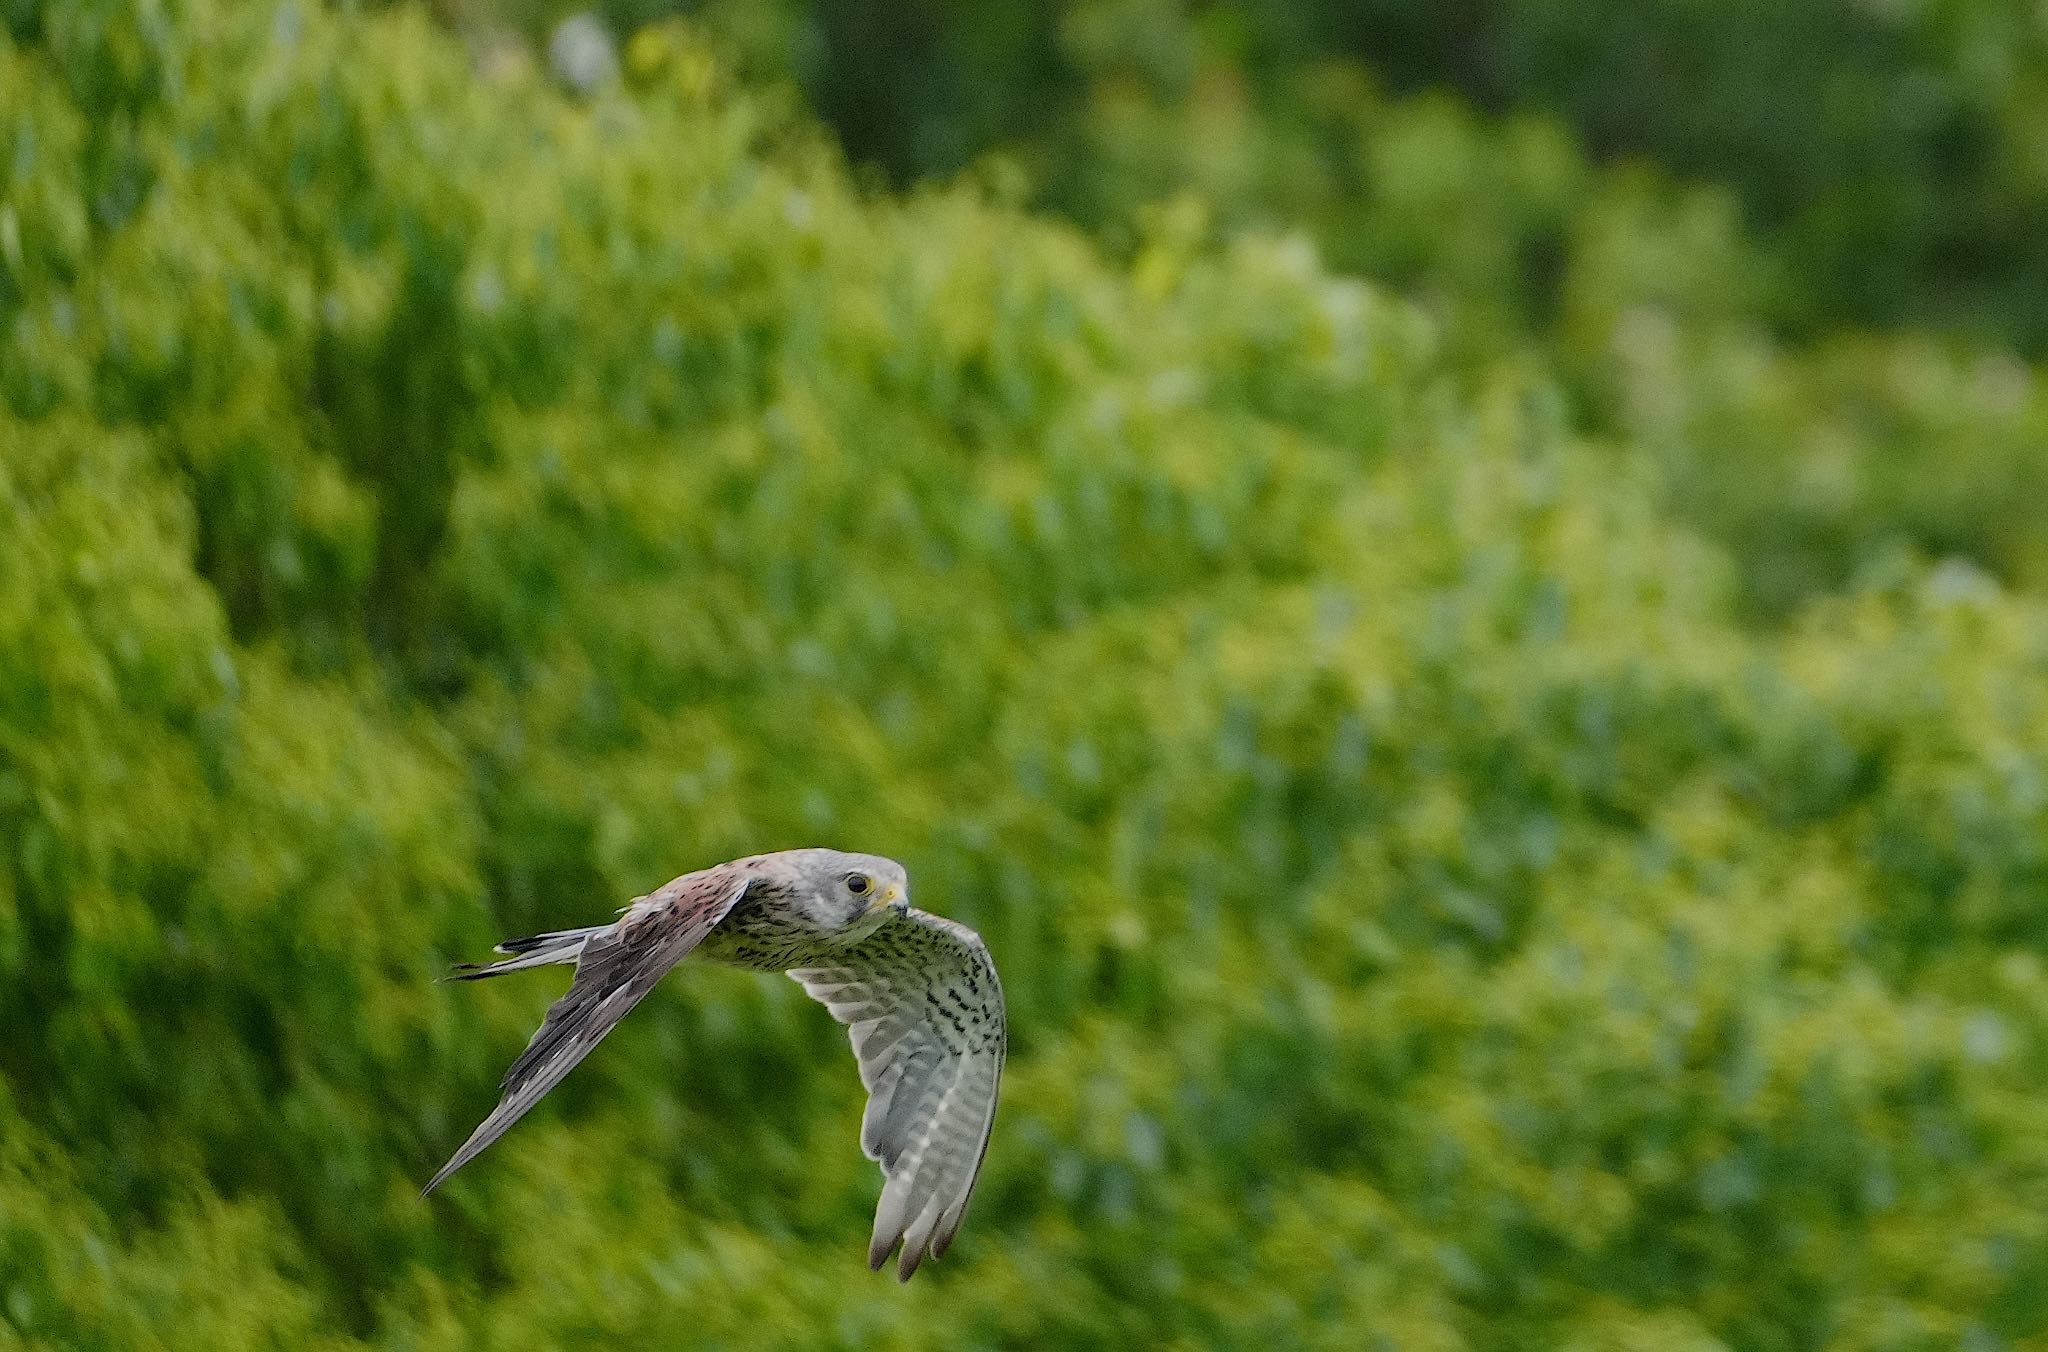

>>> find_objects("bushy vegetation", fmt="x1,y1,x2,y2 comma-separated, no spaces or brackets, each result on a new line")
4,1,2048,1348
488,0,2048,617
659,0,2048,350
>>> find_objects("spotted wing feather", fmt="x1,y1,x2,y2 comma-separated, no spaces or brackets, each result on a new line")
424,865,752,1194
789,908,1005,1280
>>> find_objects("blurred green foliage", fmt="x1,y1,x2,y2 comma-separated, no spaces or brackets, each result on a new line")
479,0,2048,617
4,1,2048,1349
659,0,2048,351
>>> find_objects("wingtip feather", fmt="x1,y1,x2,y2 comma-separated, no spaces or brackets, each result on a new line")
897,1195,945,1281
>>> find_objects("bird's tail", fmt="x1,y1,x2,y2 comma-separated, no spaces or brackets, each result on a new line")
446,925,607,980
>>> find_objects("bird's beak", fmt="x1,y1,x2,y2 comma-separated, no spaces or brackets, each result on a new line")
879,882,907,916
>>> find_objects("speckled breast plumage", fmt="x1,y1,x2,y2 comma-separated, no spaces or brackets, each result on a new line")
697,878,843,971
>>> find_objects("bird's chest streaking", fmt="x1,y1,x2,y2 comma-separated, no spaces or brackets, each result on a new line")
697,881,846,971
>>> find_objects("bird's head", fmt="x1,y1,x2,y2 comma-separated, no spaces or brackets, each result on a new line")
786,848,909,939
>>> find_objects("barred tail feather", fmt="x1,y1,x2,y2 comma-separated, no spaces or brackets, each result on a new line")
446,926,606,981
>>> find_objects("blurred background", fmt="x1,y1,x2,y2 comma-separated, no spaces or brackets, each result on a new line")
4,1,2048,1347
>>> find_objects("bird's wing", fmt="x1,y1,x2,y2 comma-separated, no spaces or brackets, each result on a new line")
789,908,1005,1280
424,864,753,1194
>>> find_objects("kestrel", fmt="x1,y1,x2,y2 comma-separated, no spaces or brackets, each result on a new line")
424,849,1005,1280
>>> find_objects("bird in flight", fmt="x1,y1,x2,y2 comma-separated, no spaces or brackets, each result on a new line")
424,848,1005,1280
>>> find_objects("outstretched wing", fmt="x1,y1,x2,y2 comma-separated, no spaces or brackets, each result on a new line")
789,908,1005,1280
425,864,753,1194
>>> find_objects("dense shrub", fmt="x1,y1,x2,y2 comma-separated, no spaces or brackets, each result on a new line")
545,0,2048,615
3,2,2047,1348
655,0,2048,352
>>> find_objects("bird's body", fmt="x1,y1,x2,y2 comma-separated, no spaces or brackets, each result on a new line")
424,848,1005,1280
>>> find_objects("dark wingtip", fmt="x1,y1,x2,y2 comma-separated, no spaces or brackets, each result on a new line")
420,1158,460,1198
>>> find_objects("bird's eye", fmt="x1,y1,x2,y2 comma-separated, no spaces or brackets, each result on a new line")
846,873,872,896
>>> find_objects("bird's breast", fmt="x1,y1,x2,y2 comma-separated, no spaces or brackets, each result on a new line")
698,883,838,971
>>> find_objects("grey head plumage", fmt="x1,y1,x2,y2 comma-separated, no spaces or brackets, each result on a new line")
750,847,911,938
